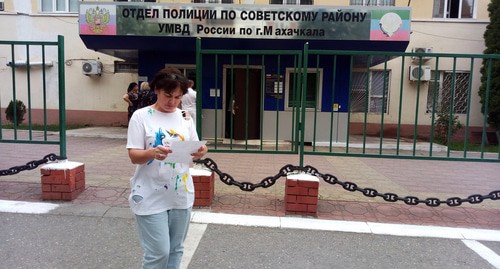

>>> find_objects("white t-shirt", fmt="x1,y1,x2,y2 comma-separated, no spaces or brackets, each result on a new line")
181,88,197,123
126,106,198,215
181,88,196,111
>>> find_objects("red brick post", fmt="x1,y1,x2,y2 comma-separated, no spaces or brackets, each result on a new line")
40,161,85,201
285,174,319,216
191,168,214,207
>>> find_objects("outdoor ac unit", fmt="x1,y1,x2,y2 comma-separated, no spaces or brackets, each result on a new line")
411,47,433,61
409,65,431,81
82,60,102,76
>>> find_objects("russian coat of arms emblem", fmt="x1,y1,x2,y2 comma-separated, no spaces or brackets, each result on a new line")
85,7,110,34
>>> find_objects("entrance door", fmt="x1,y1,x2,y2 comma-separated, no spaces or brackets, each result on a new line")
225,68,261,140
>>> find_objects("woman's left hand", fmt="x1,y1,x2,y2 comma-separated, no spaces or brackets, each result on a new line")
191,145,208,160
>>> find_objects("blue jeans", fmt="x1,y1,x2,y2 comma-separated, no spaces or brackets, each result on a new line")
135,208,192,269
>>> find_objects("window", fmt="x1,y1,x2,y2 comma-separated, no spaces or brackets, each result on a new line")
286,68,322,110
41,0,78,13
192,0,234,3
433,0,475,19
350,0,395,6
168,64,196,85
350,70,390,113
115,61,138,74
426,71,470,114
270,0,313,5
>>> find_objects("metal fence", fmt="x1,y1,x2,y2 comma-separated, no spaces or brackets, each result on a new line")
196,40,500,164
0,36,66,158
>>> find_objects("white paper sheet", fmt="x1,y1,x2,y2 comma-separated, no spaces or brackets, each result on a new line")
165,141,207,164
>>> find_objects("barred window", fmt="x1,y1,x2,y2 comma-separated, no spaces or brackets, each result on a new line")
426,71,470,114
350,70,390,113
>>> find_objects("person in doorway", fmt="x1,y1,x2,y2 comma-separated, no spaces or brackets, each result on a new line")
126,67,208,269
137,81,157,109
123,82,139,124
181,79,197,125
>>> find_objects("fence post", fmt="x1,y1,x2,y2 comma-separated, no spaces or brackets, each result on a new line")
285,173,319,216
41,161,85,201
299,42,309,167
58,35,66,158
191,167,214,207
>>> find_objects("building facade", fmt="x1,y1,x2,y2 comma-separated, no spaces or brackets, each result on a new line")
0,0,491,144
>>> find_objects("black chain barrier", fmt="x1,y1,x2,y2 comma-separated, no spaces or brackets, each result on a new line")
0,154,67,177
195,158,500,207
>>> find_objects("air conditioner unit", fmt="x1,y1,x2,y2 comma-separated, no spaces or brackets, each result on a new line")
82,60,102,76
409,65,431,81
411,47,433,61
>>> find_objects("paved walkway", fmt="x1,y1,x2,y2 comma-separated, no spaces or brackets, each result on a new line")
1,127,500,230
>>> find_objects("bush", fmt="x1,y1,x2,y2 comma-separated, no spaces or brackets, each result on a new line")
5,99,27,126
433,108,463,144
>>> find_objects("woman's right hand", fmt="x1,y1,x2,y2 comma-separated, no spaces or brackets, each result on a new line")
128,146,171,164
153,145,172,161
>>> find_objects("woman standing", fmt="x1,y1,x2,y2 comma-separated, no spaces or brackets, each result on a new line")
180,79,197,125
138,81,157,109
123,82,139,124
126,67,207,269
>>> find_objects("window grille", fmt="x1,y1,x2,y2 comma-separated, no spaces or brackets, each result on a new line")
350,70,390,113
426,71,470,114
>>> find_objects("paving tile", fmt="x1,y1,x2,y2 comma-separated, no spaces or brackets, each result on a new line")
1,127,500,230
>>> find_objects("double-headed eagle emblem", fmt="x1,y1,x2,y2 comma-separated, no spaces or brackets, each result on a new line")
85,7,110,34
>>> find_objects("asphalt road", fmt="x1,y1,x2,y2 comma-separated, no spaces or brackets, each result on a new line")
189,224,498,269
1,213,142,269
2,211,500,269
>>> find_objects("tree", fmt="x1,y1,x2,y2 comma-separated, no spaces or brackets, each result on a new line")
479,0,500,130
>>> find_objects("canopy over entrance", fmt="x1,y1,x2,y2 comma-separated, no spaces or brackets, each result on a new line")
79,2,411,63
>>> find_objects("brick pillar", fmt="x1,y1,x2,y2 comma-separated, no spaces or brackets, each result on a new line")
285,174,319,216
40,161,85,201
191,168,214,207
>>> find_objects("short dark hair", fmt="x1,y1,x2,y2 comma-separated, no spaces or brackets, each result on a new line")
150,67,189,95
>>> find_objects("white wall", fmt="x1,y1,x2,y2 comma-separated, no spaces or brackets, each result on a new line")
0,2,137,119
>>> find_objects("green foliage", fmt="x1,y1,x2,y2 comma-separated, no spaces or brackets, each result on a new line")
5,99,27,126
447,141,499,153
479,0,500,130
433,108,463,145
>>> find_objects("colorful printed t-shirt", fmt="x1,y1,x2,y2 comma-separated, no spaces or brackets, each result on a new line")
126,106,198,215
